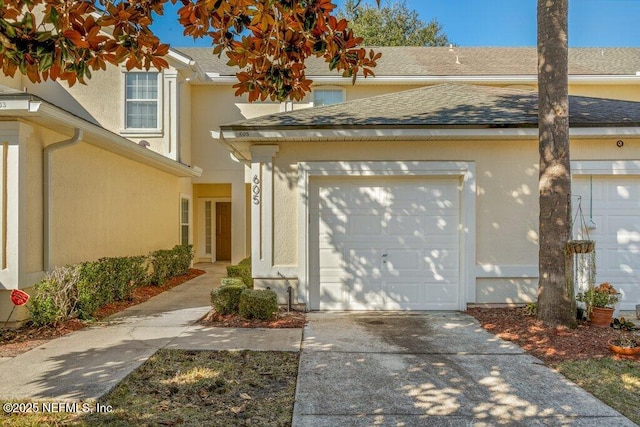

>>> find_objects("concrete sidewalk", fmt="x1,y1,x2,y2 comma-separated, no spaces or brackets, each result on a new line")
293,312,636,426
0,263,301,401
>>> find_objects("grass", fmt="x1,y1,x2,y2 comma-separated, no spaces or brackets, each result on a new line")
1,350,299,427
556,358,640,424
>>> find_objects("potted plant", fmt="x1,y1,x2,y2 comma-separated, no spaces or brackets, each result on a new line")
576,282,620,327
609,331,640,356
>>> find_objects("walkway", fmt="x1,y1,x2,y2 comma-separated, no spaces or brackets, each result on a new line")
0,263,300,401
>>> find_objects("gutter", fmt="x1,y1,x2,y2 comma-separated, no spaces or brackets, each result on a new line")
220,126,640,143
43,128,83,272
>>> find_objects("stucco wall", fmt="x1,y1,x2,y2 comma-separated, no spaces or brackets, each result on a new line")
46,135,181,267
263,136,640,304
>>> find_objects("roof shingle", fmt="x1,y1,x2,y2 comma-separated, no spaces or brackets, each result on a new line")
174,46,640,76
221,84,640,130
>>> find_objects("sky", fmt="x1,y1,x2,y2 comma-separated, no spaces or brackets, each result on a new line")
151,0,640,48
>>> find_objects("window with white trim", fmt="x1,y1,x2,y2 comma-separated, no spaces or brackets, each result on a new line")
313,88,344,106
180,197,190,246
125,72,160,129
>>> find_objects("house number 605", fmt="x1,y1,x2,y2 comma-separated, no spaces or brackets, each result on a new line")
252,175,261,205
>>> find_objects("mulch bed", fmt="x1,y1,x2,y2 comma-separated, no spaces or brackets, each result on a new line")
467,307,640,365
200,308,307,328
0,268,205,357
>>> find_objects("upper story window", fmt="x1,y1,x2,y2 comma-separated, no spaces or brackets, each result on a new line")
313,88,345,106
125,72,160,130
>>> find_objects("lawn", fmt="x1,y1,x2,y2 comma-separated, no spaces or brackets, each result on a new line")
556,358,640,424
1,350,299,426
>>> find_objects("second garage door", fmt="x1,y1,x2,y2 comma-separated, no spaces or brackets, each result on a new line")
309,177,460,310
574,175,640,309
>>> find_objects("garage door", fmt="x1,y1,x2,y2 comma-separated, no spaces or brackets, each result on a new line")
309,177,460,310
573,176,640,309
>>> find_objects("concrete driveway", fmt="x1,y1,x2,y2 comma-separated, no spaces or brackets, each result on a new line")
293,312,635,426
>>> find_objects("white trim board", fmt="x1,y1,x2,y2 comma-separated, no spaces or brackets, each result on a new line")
297,161,476,311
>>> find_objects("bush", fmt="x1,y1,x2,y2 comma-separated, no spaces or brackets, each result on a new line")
221,277,245,287
149,245,193,285
238,289,278,320
26,246,193,326
211,283,246,315
75,256,148,319
28,266,81,326
226,256,253,288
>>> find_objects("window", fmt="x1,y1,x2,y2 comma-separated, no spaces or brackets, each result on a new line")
313,89,344,106
180,197,190,246
125,72,159,129
205,201,212,254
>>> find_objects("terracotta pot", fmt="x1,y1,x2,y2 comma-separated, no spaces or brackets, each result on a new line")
608,340,640,356
588,306,614,328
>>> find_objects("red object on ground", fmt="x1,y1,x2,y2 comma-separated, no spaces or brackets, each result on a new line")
10,289,30,306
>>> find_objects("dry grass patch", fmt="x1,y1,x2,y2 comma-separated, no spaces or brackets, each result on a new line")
85,350,299,426
1,350,298,427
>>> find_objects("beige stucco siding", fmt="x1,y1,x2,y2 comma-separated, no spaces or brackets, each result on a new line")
265,136,640,304
47,139,181,267
569,84,640,102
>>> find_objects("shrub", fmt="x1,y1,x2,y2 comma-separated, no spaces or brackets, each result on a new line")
238,289,278,320
149,245,193,285
221,277,245,287
75,256,148,319
28,266,81,326
211,283,246,315
226,256,253,288
26,246,192,326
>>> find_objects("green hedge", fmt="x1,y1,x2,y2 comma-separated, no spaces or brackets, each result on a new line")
76,256,147,318
28,245,194,326
149,245,193,285
226,256,253,288
238,289,278,320
221,277,245,288
211,283,246,315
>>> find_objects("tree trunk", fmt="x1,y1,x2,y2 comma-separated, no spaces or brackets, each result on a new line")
537,0,575,326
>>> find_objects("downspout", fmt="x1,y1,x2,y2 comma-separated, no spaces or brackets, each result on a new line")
43,128,83,272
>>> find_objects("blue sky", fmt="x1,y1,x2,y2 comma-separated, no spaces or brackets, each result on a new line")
151,0,640,48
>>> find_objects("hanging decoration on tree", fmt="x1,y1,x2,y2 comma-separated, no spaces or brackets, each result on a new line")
567,196,596,306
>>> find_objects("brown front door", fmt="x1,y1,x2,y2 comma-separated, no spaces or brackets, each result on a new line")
216,202,232,261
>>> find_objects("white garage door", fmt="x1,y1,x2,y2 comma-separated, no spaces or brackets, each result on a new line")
309,177,460,310
574,176,640,309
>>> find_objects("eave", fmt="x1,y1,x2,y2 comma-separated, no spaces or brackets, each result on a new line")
219,126,640,162
0,97,202,178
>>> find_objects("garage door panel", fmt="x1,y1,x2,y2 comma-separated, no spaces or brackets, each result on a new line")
424,282,459,305
425,247,458,270
574,175,640,310
349,216,385,237
605,182,640,205
384,249,421,271
602,248,640,273
386,283,423,309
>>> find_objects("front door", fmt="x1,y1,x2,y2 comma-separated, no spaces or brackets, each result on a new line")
216,202,232,261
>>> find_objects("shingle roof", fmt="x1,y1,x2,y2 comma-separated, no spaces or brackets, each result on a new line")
220,84,640,130
174,47,640,76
